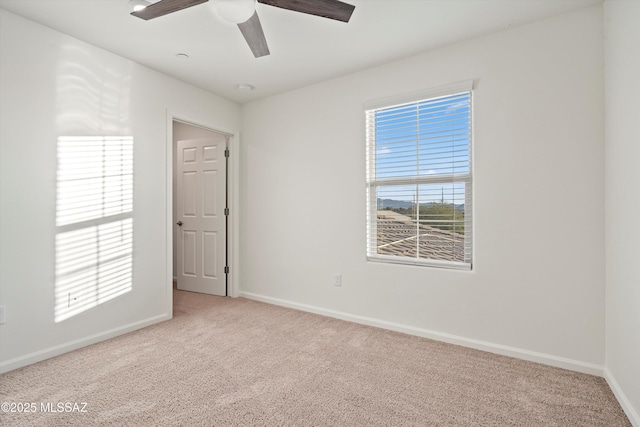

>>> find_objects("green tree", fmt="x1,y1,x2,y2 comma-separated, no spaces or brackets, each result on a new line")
418,202,464,235
389,202,464,235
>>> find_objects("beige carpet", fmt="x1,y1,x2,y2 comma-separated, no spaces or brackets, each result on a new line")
0,290,631,426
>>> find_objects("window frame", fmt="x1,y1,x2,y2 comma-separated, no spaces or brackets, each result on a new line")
364,81,474,270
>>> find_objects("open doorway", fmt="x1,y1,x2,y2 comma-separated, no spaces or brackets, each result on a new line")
172,120,231,296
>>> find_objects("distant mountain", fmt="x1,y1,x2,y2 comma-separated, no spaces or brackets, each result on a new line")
377,198,464,211
377,198,414,209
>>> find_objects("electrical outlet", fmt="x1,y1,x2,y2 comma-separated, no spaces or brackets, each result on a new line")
68,293,80,307
333,273,342,287
0,305,6,324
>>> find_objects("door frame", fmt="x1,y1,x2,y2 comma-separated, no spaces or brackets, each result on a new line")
165,111,240,314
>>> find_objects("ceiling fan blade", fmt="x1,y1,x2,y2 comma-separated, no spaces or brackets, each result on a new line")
131,0,208,20
258,0,355,23
238,11,270,58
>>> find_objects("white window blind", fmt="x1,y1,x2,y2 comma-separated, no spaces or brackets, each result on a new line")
365,82,473,270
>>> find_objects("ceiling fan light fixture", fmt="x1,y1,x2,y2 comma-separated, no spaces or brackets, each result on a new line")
213,0,256,24
128,0,150,12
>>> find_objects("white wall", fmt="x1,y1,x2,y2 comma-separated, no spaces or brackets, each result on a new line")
240,6,605,371
0,10,241,372
604,1,640,424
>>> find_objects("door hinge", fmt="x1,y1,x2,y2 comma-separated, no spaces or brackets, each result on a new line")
224,207,229,216
224,266,229,274
224,148,230,158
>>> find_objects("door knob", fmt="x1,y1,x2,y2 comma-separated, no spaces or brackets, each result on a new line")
177,221,183,226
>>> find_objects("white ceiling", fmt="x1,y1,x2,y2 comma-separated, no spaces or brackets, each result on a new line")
0,0,601,103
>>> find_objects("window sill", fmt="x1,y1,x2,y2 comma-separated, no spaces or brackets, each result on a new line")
367,255,472,271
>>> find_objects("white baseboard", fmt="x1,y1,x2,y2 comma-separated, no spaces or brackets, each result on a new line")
239,291,603,377
604,367,640,427
0,313,171,374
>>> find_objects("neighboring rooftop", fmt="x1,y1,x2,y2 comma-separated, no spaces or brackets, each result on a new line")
376,210,465,262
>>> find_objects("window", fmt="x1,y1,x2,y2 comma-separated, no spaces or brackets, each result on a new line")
365,81,473,270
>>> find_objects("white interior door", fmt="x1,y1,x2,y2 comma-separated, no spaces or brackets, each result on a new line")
176,137,227,296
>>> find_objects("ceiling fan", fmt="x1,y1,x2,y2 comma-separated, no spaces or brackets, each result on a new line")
130,0,356,58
